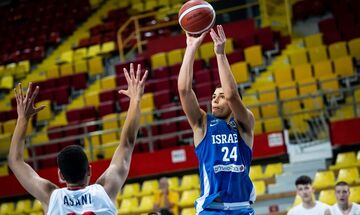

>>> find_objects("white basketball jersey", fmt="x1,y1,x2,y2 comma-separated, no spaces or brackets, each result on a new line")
47,184,117,215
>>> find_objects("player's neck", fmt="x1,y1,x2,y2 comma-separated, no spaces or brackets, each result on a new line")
67,183,87,190
302,200,316,209
339,202,351,212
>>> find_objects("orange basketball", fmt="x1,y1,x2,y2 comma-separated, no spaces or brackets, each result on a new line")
178,0,216,34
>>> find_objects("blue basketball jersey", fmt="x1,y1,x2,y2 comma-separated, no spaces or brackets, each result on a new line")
194,114,256,213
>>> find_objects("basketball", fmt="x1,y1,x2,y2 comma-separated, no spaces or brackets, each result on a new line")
178,0,216,35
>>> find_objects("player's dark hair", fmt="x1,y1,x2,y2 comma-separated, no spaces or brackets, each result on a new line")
57,145,89,184
335,181,349,187
295,175,312,186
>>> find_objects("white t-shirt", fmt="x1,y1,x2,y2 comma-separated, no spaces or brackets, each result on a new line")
330,203,360,215
47,184,117,215
288,201,331,215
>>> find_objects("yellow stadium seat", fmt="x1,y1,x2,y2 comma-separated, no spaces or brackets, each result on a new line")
357,150,360,161
178,174,200,191
258,85,278,118
0,202,14,214
328,42,348,60
167,49,183,66
151,52,167,70
122,183,141,199
46,65,60,78
84,91,100,107
263,117,283,133
253,180,266,195
313,60,333,78
244,45,263,68
16,60,30,78
181,207,196,215
349,186,360,203
118,197,138,214
312,170,336,190
13,199,32,214
74,59,88,74
88,56,104,76
0,163,8,176
0,75,14,90
293,63,313,81
59,50,73,63
288,114,311,134
74,48,88,62
199,42,215,63
318,189,336,205
168,176,179,191
288,49,308,66
230,61,250,84
133,195,154,214
333,56,354,77
29,199,42,213
140,107,154,125
273,64,292,83
100,75,117,90
254,120,263,135
298,79,323,112
35,100,52,121
178,189,199,208
87,45,101,58
225,38,234,54
3,119,16,133
249,165,264,180
137,179,159,196
318,74,339,96
330,151,357,170
348,37,360,61
60,63,74,76
264,162,283,178
141,93,155,110
308,46,328,64
242,96,261,120
337,167,359,184
278,82,301,114
101,114,119,144
158,0,170,7
100,41,115,54
304,33,323,48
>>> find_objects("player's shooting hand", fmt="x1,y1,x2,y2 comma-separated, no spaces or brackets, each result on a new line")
210,25,226,55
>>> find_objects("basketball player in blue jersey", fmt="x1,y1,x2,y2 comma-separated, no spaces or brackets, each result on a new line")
178,25,256,214
8,63,148,214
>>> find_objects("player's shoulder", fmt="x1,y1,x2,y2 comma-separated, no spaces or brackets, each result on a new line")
287,205,302,215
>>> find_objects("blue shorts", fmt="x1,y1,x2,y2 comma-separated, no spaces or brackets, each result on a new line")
199,207,255,215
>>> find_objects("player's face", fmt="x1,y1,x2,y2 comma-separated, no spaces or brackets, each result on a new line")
211,88,231,118
296,184,314,203
335,185,350,205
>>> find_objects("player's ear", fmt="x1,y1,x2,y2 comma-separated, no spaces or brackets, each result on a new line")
58,169,66,183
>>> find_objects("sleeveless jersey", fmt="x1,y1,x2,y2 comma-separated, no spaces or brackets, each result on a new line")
195,114,255,213
47,184,117,215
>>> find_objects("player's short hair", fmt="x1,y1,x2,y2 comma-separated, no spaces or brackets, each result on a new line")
57,145,89,184
295,175,312,186
335,181,349,187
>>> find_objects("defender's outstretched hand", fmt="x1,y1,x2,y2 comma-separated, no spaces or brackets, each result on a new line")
210,25,226,55
118,63,148,100
14,82,45,120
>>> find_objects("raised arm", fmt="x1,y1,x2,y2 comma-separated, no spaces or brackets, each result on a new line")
96,63,148,202
8,83,58,208
210,25,255,147
177,32,207,146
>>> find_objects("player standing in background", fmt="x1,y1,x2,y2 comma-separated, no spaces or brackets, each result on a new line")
8,63,148,214
288,175,330,215
326,181,360,215
178,25,256,214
